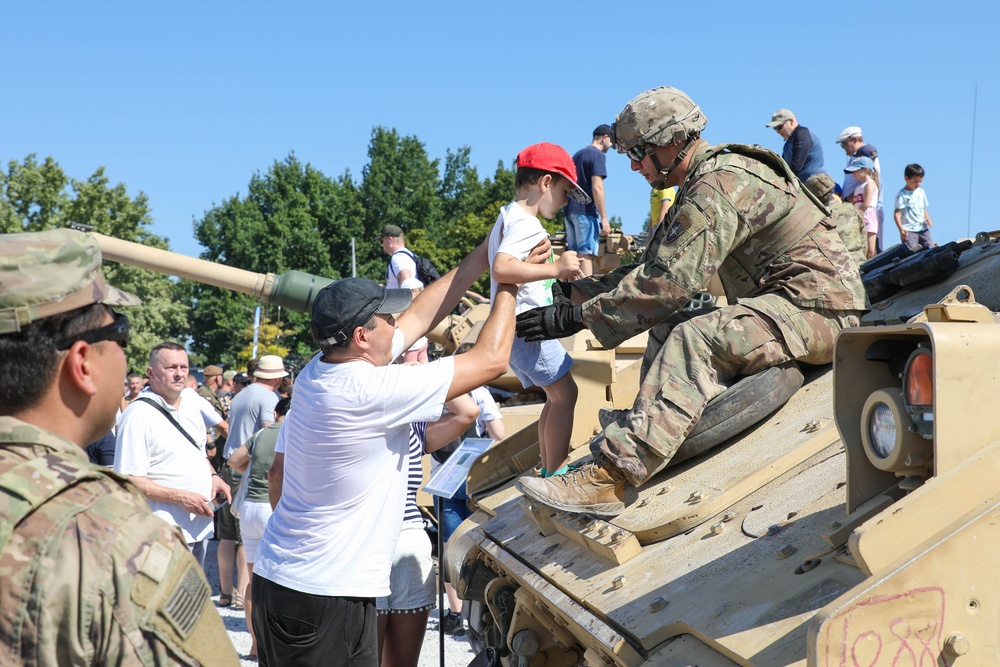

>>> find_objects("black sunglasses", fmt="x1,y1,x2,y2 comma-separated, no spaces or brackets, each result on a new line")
57,310,130,350
626,143,655,162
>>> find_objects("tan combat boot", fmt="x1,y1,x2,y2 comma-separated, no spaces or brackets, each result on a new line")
516,459,626,518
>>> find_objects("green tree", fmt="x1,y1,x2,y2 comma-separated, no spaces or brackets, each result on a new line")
0,155,189,373
234,317,294,367
357,127,444,279
191,153,337,364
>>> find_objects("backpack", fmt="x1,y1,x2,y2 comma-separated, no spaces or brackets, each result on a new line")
391,248,441,286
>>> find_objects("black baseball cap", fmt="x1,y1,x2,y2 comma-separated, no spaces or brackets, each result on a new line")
312,277,412,345
593,124,613,137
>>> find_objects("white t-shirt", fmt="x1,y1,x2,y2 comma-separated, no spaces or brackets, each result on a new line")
225,382,278,458
400,277,428,354
114,389,214,543
253,337,456,597
184,388,223,429
470,385,502,437
488,201,554,314
386,249,418,289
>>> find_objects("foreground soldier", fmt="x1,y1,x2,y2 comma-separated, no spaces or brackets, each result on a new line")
516,86,867,517
0,229,238,666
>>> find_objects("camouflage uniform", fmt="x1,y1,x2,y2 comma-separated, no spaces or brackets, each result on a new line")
0,419,238,666
805,172,867,269
0,229,238,666
197,381,226,467
573,143,867,486
197,382,226,418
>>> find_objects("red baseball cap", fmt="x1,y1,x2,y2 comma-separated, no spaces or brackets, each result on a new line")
515,142,591,205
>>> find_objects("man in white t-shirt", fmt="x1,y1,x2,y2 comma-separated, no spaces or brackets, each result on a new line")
380,224,418,289
114,342,231,566
251,240,521,667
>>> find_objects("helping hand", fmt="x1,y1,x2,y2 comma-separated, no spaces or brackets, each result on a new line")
515,302,585,342
555,251,582,280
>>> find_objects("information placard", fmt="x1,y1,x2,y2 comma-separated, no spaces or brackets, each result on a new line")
423,438,493,499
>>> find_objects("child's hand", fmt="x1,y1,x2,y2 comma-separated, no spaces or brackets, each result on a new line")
555,251,582,279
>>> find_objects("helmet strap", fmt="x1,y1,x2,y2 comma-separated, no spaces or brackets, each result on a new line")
651,140,690,189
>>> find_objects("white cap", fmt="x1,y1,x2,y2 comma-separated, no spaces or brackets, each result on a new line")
836,126,863,144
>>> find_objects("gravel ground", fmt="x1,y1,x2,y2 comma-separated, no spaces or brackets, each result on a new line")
203,540,478,667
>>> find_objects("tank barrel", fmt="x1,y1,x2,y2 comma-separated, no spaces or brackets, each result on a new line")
91,232,333,312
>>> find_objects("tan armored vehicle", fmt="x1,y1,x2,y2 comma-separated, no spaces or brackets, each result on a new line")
444,234,1000,667
91,230,1000,665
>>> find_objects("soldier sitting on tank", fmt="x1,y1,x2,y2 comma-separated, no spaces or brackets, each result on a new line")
0,228,238,665
515,86,867,518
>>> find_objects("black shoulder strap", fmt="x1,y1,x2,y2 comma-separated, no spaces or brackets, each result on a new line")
389,248,417,278
134,397,201,450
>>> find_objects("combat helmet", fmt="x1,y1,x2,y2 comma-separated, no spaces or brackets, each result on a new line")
612,86,707,156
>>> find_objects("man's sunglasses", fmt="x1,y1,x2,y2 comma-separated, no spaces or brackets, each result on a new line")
626,143,656,162
57,310,130,350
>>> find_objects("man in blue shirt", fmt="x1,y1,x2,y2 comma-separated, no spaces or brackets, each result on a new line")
564,124,612,276
766,108,825,181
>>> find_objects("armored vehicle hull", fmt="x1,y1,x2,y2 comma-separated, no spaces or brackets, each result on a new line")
450,235,1000,666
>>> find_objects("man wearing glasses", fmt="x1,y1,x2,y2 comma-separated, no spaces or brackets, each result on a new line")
516,86,867,517
766,108,826,181
0,228,237,665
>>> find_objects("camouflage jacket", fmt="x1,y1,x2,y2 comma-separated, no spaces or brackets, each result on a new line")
828,197,868,269
0,417,238,666
576,142,867,347
196,383,225,420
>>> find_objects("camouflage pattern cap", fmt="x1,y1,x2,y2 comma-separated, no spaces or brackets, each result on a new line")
805,173,837,199
612,86,708,153
0,229,140,334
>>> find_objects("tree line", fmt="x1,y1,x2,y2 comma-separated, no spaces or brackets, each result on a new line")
1,127,561,371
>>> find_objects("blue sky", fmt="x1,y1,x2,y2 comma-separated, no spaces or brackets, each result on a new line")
4,1,998,262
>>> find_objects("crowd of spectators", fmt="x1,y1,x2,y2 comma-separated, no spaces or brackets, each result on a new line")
768,110,935,257
91,294,515,664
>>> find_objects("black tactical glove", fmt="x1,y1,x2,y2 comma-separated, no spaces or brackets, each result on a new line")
551,280,574,304
515,302,585,342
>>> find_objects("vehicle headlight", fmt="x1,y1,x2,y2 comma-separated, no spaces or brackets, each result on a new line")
867,402,897,459
861,388,932,476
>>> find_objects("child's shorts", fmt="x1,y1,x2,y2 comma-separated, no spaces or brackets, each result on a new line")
509,336,573,389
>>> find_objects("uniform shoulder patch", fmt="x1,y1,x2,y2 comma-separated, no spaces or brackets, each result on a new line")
161,564,210,639
665,219,686,242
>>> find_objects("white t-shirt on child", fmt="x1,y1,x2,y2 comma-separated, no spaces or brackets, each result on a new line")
488,201,554,314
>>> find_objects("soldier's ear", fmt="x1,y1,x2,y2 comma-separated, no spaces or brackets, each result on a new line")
61,341,101,398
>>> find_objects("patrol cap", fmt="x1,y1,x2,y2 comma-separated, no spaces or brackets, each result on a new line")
515,142,591,205
836,126,863,144
0,228,140,335
203,365,224,377
312,277,412,346
223,370,237,381
844,156,875,173
381,224,404,239
805,173,837,199
766,108,795,128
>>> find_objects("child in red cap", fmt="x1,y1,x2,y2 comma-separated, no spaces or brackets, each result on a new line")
487,142,590,476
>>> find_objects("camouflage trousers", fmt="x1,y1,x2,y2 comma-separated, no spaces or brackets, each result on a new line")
598,294,862,487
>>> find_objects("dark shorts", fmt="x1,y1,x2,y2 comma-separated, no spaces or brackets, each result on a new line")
252,575,377,667
216,465,242,543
